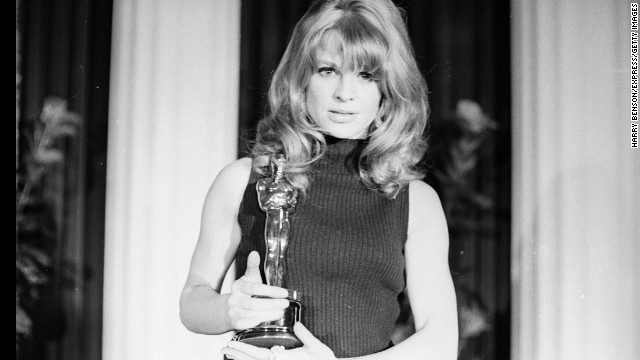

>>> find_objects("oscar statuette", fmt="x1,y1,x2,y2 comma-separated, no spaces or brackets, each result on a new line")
231,156,303,349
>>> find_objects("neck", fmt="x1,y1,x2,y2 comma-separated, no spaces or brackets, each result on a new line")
324,134,366,144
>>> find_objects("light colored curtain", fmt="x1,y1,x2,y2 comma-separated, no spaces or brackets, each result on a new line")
104,1,240,359
511,0,640,359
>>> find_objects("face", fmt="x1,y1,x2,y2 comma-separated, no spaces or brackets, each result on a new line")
305,45,382,139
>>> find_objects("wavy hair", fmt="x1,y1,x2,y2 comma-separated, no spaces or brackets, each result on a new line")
251,0,429,199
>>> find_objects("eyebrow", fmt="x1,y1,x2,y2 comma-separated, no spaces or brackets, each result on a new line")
315,58,341,68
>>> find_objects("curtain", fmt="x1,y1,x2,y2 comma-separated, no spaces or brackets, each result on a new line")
511,0,640,359
16,0,112,359
104,1,240,359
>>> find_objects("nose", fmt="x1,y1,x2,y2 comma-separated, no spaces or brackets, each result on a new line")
333,75,355,102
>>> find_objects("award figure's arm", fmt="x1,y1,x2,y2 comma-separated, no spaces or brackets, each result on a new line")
179,158,289,335
275,210,291,284
263,209,290,287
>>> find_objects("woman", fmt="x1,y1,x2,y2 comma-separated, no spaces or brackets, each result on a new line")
180,0,458,359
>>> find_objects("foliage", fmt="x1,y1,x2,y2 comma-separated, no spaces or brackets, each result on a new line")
431,100,498,222
432,99,498,357
16,97,81,349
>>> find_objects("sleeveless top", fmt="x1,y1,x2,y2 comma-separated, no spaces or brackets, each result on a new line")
235,136,409,358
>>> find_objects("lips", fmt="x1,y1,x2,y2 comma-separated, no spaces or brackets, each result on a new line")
330,109,356,114
328,110,356,123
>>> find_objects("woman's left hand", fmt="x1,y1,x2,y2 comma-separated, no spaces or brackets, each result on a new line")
222,322,337,360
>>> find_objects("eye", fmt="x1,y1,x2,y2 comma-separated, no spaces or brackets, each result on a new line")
358,71,376,82
318,67,337,77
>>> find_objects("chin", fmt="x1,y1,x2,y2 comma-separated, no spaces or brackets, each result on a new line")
323,127,367,140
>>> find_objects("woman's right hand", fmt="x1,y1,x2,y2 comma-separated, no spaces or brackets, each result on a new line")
226,251,290,330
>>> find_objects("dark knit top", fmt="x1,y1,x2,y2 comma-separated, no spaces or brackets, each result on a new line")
235,137,409,358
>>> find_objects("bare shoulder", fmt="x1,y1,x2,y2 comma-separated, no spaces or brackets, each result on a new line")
210,157,252,189
408,179,443,213
407,180,448,245
204,157,253,207
217,157,252,182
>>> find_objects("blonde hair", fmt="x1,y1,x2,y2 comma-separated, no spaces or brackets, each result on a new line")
252,0,429,199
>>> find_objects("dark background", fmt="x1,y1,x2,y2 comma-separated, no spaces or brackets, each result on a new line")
17,0,112,359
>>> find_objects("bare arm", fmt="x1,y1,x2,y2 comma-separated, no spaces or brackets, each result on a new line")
179,158,289,334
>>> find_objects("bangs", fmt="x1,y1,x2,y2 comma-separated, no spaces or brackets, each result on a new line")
312,16,388,76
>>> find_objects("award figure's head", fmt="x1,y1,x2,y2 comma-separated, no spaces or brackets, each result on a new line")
257,156,298,213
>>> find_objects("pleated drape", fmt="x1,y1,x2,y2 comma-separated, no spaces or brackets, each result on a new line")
104,1,240,359
511,1,640,359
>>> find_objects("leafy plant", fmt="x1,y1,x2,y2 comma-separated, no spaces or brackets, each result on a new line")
432,99,497,357
16,97,81,349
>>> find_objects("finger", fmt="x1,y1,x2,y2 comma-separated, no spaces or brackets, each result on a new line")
244,251,262,282
227,341,269,359
236,281,289,298
221,346,256,360
235,308,284,321
294,322,323,348
238,296,289,311
234,309,284,328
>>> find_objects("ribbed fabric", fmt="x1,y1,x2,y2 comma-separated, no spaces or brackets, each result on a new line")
236,136,408,358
